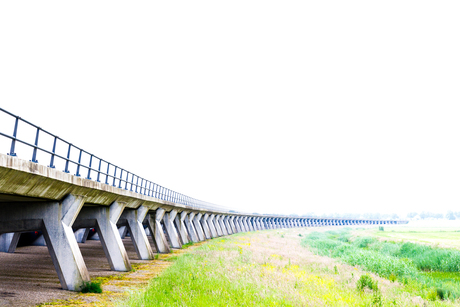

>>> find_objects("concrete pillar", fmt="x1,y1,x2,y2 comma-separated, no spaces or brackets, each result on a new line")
192,213,206,241
176,211,191,244
218,215,228,236
222,216,231,234
229,216,239,233
118,205,154,260
247,217,254,231
209,215,221,237
243,217,251,232
233,216,242,232
74,201,132,272
0,194,91,291
163,209,182,248
174,213,190,244
118,226,128,239
184,212,200,242
0,232,20,253
200,214,212,239
144,209,170,253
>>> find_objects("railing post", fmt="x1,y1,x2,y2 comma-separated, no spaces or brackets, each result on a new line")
8,117,19,157
48,136,57,168
118,169,124,189
75,149,82,176
63,143,71,173
86,154,93,179
30,127,40,163
96,159,102,182
112,166,118,186
105,163,110,185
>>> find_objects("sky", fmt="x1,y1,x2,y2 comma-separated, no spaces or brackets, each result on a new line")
0,1,459,217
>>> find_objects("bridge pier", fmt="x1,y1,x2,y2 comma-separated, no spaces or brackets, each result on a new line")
200,214,212,239
176,211,191,244
117,205,154,260
73,201,132,272
163,209,182,248
0,232,20,253
145,209,170,253
192,213,206,241
0,194,90,291
183,211,200,242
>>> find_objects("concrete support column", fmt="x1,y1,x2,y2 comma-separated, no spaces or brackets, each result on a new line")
0,232,20,253
163,209,182,249
184,212,200,242
174,212,190,244
0,194,91,290
243,217,251,232
200,214,212,239
176,211,192,243
209,215,221,237
247,217,254,231
144,209,170,253
225,216,233,233
118,205,154,260
74,201,132,272
218,215,228,235
237,216,245,232
192,213,206,241
229,216,239,233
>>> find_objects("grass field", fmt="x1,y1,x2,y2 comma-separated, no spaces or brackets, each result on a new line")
117,225,460,306
354,220,460,250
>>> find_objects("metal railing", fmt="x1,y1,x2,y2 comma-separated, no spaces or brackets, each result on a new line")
0,107,229,212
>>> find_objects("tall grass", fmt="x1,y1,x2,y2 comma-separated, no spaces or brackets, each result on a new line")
120,243,289,306
301,230,460,300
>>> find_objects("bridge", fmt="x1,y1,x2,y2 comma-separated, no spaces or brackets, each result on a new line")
0,108,406,291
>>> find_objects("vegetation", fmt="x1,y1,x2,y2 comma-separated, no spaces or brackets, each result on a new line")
118,229,457,306
301,229,460,301
80,281,102,294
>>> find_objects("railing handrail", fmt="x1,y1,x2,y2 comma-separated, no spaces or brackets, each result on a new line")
0,107,232,212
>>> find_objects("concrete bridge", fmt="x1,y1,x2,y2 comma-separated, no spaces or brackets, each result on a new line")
0,108,406,291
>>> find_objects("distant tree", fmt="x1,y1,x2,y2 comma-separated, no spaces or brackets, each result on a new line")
407,212,417,218
446,210,456,220
390,213,399,219
434,213,444,219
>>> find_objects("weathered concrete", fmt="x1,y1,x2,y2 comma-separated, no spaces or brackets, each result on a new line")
0,194,90,290
73,201,132,272
184,211,199,242
0,233,20,253
193,213,206,241
163,209,182,249
117,205,154,260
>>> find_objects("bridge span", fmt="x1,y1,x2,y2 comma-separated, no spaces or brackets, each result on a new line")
0,108,406,291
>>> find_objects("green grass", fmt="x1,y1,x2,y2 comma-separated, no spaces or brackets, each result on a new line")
301,229,460,301
120,240,290,306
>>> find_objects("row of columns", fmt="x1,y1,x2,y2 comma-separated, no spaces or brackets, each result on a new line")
0,194,400,291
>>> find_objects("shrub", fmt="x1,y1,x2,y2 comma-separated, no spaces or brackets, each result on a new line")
356,274,377,292
80,281,102,293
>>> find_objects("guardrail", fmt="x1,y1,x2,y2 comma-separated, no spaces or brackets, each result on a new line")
0,107,228,212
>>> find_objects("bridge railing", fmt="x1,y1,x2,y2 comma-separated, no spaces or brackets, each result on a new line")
0,108,230,212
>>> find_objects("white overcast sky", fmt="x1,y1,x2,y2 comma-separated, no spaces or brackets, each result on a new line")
1,1,459,217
